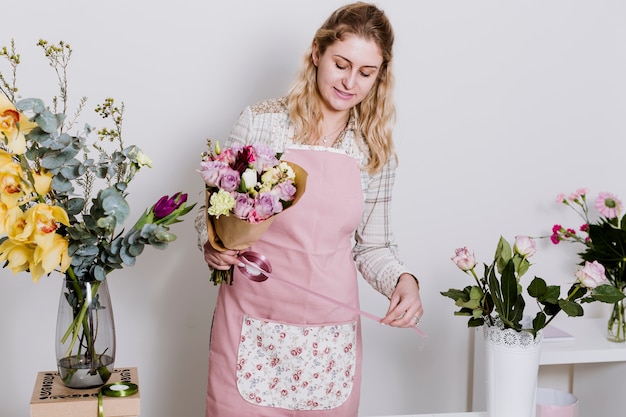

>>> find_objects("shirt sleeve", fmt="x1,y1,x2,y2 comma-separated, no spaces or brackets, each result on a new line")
352,157,413,299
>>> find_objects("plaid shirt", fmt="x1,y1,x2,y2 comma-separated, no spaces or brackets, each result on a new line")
195,98,413,299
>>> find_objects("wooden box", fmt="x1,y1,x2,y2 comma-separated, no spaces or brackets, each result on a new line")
30,367,140,417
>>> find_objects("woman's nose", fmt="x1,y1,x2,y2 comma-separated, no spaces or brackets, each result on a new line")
342,71,357,89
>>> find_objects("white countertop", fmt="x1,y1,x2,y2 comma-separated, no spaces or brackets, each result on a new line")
368,413,486,417
539,317,626,365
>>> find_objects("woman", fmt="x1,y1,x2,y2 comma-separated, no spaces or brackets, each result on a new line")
196,2,423,416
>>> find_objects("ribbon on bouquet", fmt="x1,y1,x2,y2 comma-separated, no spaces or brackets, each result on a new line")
237,251,427,338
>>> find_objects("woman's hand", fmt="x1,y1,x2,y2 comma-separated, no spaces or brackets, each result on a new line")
203,241,242,270
381,273,423,328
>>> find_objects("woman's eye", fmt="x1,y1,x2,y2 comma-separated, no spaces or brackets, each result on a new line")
335,63,346,70
360,72,372,78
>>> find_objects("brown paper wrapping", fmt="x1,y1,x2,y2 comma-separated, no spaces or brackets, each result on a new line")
205,162,307,251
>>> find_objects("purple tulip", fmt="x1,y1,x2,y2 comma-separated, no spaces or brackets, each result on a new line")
154,193,187,219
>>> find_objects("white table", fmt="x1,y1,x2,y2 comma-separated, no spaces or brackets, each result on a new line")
369,414,486,417
472,317,626,412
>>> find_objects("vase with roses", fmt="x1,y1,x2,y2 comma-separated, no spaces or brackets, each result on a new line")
0,39,195,387
442,235,624,417
551,188,626,342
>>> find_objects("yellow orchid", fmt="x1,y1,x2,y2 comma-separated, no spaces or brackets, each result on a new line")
0,200,8,234
4,206,34,243
32,169,53,196
0,158,32,208
0,93,37,155
0,239,32,275
33,233,71,282
0,204,71,282
25,203,70,250
0,149,12,166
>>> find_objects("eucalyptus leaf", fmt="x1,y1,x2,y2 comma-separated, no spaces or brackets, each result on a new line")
34,109,60,133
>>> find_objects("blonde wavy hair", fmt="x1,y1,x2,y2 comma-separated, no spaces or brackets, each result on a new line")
286,1,396,174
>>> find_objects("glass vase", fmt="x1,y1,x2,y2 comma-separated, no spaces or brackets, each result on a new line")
55,276,116,388
607,299,626,343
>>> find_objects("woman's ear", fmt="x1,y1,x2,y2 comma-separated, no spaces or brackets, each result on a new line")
311,42,319,67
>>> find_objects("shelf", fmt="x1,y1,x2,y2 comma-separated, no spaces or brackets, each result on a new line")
540,318,626,365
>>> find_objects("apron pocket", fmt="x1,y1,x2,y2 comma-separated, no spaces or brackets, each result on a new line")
236,315,357,410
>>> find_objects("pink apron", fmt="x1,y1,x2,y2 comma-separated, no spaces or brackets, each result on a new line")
206,148,364,417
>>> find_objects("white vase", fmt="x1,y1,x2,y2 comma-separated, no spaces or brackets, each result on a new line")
483,319,543,417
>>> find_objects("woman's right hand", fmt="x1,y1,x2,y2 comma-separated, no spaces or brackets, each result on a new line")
203,241,242,270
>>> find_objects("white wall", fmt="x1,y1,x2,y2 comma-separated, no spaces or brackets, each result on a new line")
1,1,625,417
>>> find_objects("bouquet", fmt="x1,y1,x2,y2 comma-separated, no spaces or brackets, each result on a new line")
551,188,626,291
441,236,624,338
198,139,306,284
550,188,626,340
0,39,195,382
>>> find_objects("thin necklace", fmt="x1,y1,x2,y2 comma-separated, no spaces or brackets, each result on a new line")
322,119,348,144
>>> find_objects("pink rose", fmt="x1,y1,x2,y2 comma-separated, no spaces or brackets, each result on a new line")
215,144,241,166
272,180,296,202
451,247,477,272
513,236,536,257
219,167,241,192
253,192,281,220
232,193,254,219
198,160,226,187
250,143,279,172
575,261,608,289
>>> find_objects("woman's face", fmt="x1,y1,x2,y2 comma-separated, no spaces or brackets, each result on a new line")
312,35,383,116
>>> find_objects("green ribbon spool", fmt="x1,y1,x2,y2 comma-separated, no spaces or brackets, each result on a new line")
97,382,139,417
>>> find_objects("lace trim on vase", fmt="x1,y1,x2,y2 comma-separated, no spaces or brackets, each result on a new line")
483,317,543,348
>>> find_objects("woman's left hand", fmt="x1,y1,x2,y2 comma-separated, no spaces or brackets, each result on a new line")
381,273,423,328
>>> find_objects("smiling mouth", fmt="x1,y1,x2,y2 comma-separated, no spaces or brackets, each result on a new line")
334,88,354,99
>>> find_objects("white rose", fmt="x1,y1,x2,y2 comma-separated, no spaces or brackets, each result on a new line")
513,235,536,258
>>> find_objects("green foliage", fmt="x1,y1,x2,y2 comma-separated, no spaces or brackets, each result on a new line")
1,39,195,283
442,236,626,339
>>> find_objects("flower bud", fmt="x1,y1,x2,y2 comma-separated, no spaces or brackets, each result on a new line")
451,247,477,271
513,236,536,257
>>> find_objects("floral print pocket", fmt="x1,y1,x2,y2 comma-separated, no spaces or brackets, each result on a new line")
236,315,357,410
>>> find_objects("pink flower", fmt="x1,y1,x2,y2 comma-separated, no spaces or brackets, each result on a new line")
514,236,536,257
250,144,279,172
232,193,254,219
253,192,281,220
272,180,297,202
568,188,588,202
451,247,477,272
574,260,608,289
198,160,226,188
215,144,241,166
555,193,565,204
218,167,241,192
594,192,622,219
